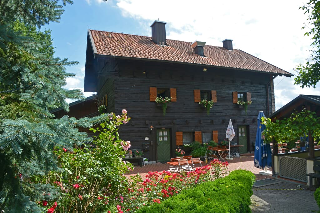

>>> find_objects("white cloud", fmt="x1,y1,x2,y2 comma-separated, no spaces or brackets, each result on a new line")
66,77,81,88
114,0,319,110
85,0,105,5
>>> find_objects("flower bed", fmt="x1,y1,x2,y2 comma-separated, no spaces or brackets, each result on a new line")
113,159,228,212
136,169,255,213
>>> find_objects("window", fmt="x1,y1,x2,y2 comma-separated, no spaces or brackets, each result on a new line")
157,88,170,98
202,132,212,144
150,87,177,102
183,132,193,144
194,90,217,103
200,90,211,101
232,92,251,103
238,92,245,102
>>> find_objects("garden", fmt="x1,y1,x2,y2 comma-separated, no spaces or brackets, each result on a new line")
28,110,255,213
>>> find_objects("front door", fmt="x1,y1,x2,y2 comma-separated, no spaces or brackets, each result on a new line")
157,129,170,162
238,126,248,154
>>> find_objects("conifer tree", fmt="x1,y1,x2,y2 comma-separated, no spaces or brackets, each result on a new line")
0,1,108,212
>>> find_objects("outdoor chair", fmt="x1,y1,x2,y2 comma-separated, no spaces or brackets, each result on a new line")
191,158,202,168
179,159,193,172
168,158,180,173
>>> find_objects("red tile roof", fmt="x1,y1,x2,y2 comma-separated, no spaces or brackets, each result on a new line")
89,30,291,76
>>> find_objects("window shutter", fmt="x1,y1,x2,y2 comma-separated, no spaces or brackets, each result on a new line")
150,87,157,102
105,95,108,106
246,92,251,102
176,132,183,146
232,91,238,104
195,131,202,144
170,88,177,102
194,90,201,102
212,131,218,143
211,90,217,103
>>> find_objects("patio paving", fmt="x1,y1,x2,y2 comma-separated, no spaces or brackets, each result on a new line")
125,154,319,212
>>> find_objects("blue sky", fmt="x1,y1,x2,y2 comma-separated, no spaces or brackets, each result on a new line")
47,0,320,110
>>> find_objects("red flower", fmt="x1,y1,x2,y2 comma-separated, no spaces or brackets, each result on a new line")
42,201,48,206
47,202,57,213
153,199,161,203
63,148,67,152
73,184,80,189
78,194,83,200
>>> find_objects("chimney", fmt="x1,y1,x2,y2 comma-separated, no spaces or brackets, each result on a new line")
192,41,206,56
223,39,233,50
151,21,166,45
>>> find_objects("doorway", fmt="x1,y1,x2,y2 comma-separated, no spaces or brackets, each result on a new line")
238,125,248,154
157,129,171,162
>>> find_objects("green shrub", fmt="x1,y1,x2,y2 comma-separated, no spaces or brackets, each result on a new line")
137,170,255,213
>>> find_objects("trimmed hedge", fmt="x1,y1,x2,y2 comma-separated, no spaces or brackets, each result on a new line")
137,170,255,213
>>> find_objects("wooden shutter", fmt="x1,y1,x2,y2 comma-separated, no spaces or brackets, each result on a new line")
105,95,108,106
246,92,251,102
211,90,217,103
194,90,201,102
150,87,157,102
212,131,218,143
232,91,238,104
170,88,177,102
195,131,202,144
176,132,183,146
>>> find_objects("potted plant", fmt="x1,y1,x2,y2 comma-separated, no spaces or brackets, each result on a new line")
143,158,148,166
236,100,252,115
219,140,228,149
199,99,214,115
134,150,143,158
155,96,171,115
175,148,185,158
190,141,207,160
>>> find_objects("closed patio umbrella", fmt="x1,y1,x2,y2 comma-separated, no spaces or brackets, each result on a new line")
254,111,272,170
226,119,235,160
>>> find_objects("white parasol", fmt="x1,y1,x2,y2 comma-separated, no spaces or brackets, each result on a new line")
226,119,236,160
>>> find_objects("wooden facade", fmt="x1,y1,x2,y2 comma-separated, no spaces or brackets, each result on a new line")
91,56,277,161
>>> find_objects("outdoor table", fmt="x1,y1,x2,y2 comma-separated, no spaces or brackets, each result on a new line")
123,157,143,167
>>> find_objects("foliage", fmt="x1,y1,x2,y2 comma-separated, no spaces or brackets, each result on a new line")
314,187,320,208
135,150,143,157
220,140,229,146
98,105,107,114
0,1,111,211
155,97,171,115
295,0,320,88
175,149,185,157
136,170,255,213
208,140,218,147
35,111,132,212
190,141,207,157
262,109,320,144
119,160,228,212
237,100,252,114
198,99,214,115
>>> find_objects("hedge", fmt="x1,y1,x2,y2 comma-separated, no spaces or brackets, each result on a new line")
137,169,255,213
315,187,320,208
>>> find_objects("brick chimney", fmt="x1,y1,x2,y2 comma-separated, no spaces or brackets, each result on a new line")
223,39,233,50
151,21,166,45
192,41,206,56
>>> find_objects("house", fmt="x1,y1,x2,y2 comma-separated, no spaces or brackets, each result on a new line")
84,21,292,162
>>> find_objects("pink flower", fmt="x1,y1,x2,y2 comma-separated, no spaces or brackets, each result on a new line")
78,194,83,200
73,184,80,189
47,202,57,213
63,148,67,152
122,109,127,114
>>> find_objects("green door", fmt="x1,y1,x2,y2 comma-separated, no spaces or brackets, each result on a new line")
157,129,170,162
238,126,247,154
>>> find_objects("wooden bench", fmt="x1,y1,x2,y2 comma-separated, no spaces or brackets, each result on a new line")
307,160,320,188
